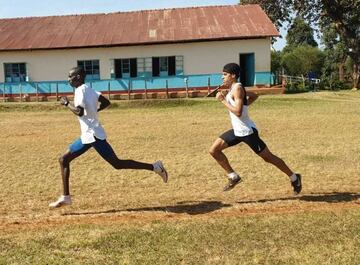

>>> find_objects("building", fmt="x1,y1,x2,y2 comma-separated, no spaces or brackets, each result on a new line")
0,4,279,95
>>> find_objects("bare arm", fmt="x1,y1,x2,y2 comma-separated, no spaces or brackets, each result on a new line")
60,96,84,117
97,94,111,112
216,84,244,117
246,90,258,105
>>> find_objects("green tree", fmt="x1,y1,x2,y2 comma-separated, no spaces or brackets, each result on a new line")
286,16,318,50
240,0,360,88
321,25,348,87
281,46,324,77
271,50,282,74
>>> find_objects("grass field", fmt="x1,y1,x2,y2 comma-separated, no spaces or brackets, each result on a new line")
0,91,359,264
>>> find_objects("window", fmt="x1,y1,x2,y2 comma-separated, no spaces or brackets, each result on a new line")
4,63,26,82
159,57,168,73
152,56,176,77
77,60,100,80
176,56,184,75
114,58,137,78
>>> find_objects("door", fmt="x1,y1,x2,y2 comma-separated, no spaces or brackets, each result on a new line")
239,53,255,86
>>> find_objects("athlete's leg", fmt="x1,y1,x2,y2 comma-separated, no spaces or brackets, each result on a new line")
258,146,302,194
257,147,293,176
209,138,234,174
59,138,91,195
92,139,153,170
50,138,91,208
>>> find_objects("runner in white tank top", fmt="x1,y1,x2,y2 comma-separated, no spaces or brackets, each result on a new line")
225,82,256,137
209,63,301,194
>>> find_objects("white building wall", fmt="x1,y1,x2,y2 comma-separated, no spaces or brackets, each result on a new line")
0,38,271,82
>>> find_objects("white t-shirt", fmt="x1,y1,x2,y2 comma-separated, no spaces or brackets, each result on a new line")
74,84,106,144
225,83,257,137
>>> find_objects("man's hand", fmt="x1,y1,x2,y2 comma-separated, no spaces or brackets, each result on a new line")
60,96,69,106
216,91,225,102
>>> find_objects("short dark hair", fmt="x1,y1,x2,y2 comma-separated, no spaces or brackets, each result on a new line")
70,67,86,80
223,63,240,79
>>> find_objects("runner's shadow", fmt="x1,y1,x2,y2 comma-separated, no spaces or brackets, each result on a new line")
236,192,360,204
62,200,231,216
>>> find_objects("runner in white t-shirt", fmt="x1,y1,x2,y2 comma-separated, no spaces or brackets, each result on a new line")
209,63,301,194
49,67,168,208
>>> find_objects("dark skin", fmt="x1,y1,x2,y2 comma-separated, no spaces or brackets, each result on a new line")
59,69,153,195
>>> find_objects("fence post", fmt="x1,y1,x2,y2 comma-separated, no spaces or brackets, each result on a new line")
19,83,22,102
144,79,147,100
36,83,39,102
185,78,189,98
56,83,59,101
3,83,5,102
108,81,111,100
128,80,131,100
207,77,211,94
166,80,169,98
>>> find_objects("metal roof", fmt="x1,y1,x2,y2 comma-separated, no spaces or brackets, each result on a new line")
0,5,279,51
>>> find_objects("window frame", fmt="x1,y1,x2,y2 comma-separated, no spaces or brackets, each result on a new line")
4,62,27,83
77,60,100,80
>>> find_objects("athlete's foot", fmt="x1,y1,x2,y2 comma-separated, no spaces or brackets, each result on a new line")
291,174,302,195
223,175,241,191
153,160,168,183
49,195,72,208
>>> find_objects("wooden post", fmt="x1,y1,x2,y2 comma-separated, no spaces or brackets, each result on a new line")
108,81,111,99
144,79,147,100
19,83,22,102
166,80,169,99
128,80,131,100
207,77,210,94
36,83,39,102
185,78,189,98
56,83,59,101
3,83,5,102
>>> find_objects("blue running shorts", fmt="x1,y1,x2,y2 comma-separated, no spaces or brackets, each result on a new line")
69,137,116,159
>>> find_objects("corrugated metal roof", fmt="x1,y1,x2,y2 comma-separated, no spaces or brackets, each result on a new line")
0,5,279,51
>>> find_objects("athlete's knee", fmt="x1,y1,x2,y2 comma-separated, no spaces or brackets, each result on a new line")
112,162,123,170
58,155,69,166
106,156,123,169
59,152,74,166
210,145,223,159
209,146,218,157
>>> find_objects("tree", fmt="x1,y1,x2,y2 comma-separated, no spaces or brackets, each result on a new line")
239,0,360,88
271,50,282,75
286,16,318,50
281,46,324,77
321,25,348,85
240,0,293,30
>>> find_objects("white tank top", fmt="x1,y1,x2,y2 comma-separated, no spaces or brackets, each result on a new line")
225,83,256,137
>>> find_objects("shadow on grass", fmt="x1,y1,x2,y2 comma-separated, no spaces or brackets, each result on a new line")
236,192,360,204
62,200,231,216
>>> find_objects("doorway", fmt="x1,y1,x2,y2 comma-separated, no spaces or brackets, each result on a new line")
239,53,255,86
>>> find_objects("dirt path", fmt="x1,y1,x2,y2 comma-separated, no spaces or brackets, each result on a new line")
1,192,359,232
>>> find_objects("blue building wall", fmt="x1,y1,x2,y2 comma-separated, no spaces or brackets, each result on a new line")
0,72,272,95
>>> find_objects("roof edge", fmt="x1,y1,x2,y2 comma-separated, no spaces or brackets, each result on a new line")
0,4,257,20
0,36,276,52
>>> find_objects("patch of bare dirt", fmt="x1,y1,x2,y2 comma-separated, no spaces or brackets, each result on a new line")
1,192,359,232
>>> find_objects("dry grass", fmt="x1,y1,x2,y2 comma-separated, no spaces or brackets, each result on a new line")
0,91,359,264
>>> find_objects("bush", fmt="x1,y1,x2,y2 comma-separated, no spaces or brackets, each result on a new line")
318,79,352,90
285,81,309,93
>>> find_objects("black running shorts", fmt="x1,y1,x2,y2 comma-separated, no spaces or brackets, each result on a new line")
219,128,267,154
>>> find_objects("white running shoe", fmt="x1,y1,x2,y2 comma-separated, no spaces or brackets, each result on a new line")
153,160,168,183
49,195,72,208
